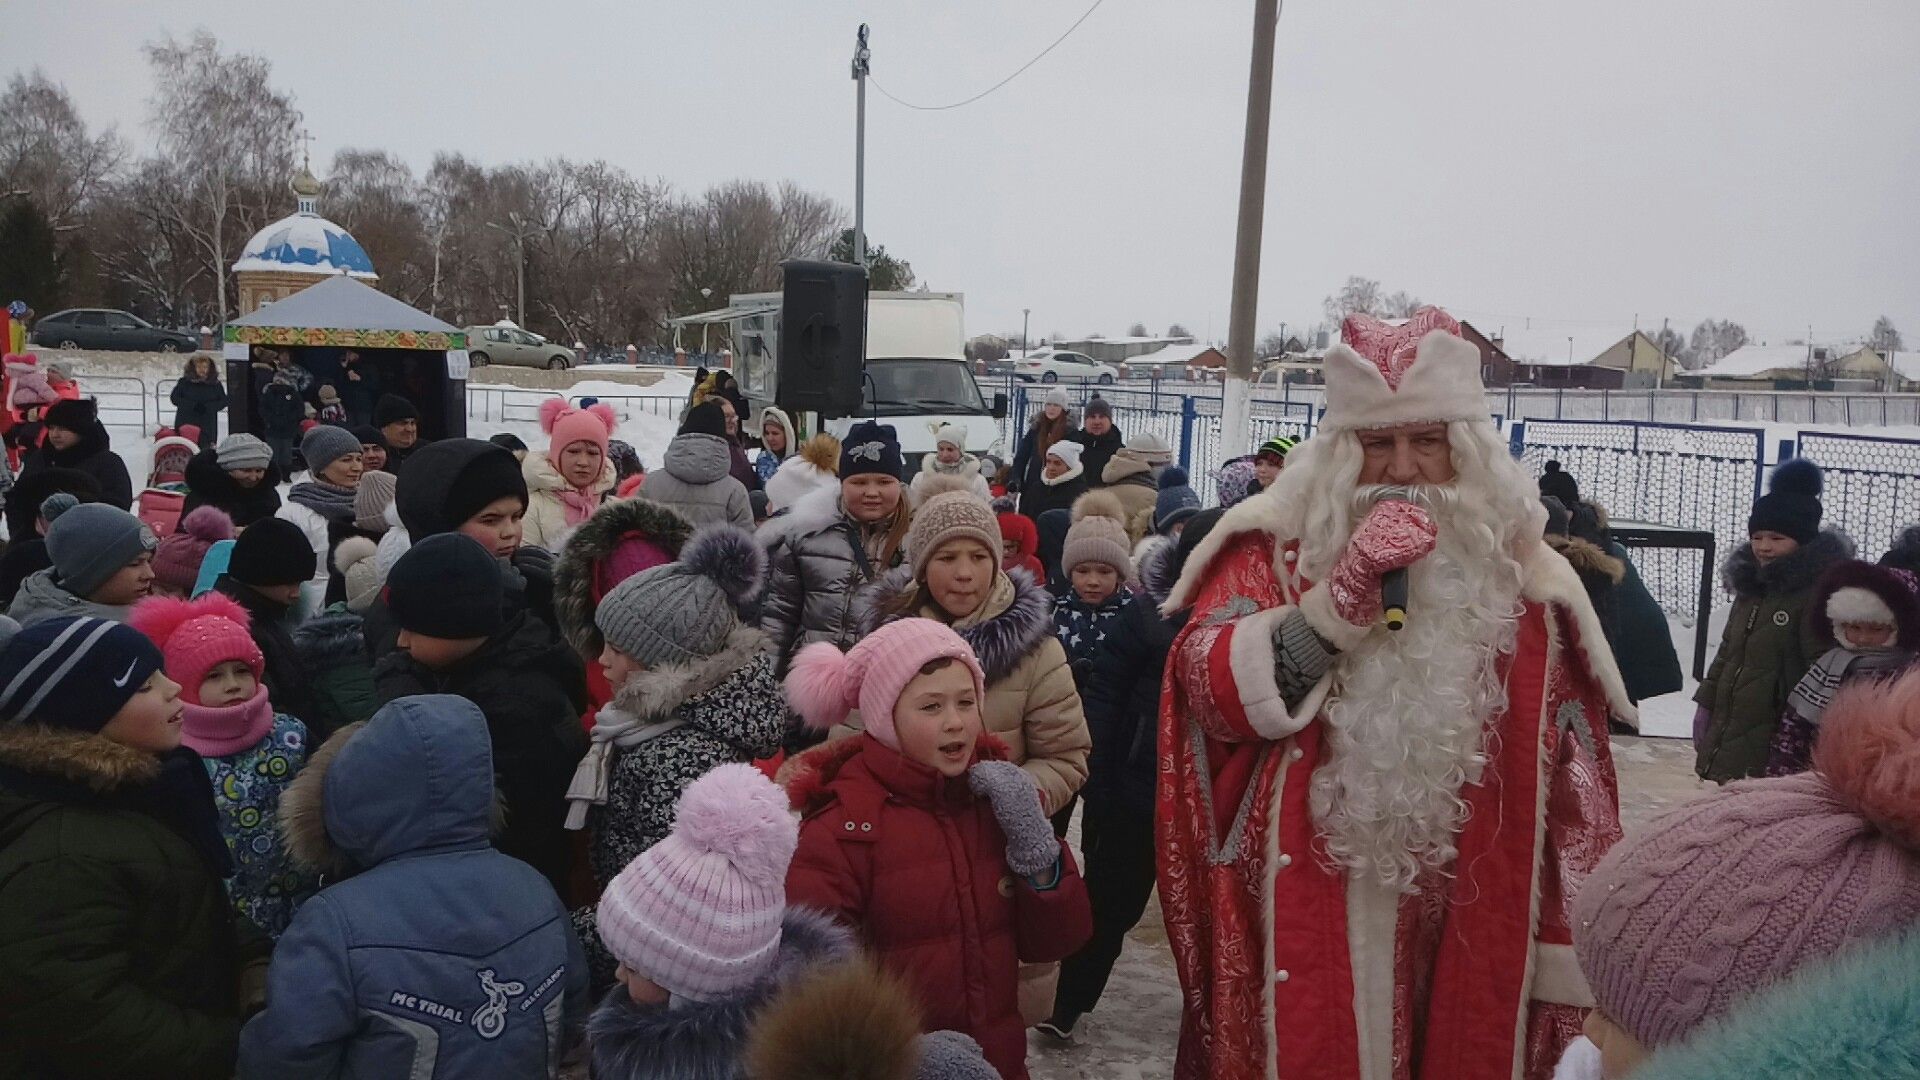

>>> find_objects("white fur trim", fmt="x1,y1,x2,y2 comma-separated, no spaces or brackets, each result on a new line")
1530,943,1595,1008
1346,874,1399,1080
1227,605,1333,740
1827,586,1896,630
1551,1037,1604,1080
1319,332,1491,433
1521,541,1637,727
1296,583,1373,653
1164,487,1296,613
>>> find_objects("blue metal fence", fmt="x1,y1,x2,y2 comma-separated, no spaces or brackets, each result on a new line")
1795,430,1920,560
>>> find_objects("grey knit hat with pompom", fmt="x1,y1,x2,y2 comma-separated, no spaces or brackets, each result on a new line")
595,525,764,667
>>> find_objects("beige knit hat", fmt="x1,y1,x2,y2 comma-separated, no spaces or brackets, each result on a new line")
1062,490,1131,573
905,487,1001,580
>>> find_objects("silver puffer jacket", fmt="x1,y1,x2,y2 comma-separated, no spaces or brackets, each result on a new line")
637,432,753,530
757,485,903,673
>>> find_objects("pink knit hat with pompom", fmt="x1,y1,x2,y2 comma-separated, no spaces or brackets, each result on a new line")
152,506,235,595
127,592,263,708
540,396,617,472
1574,667,1920,1050
784,617,985,750
597,763,798,1002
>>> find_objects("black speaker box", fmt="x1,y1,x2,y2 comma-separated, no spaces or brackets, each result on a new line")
778,259,867,416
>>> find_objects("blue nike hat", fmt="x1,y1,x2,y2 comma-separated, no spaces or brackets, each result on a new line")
0,616,166,732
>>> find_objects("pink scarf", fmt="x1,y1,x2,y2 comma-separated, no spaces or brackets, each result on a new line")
559,486,605,527
180,686,275,758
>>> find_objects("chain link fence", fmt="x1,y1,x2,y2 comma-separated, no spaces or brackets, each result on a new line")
1795,431,1920,560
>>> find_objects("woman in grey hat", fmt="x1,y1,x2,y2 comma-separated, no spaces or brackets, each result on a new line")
276,425,367,608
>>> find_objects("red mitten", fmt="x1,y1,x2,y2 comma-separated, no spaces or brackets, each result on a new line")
1323,501,1438,627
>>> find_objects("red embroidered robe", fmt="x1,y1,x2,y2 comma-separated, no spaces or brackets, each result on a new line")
1158,527,1629,1080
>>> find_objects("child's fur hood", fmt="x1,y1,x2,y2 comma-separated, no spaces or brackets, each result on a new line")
291,607,370,672
607,625,772,724
551,496,694,658
587,906,858,1078
0,725,159,793
1545,534,1626,585
744,953,928,1080
1723,529,1854,600
859,565,1054,684
1810,559,1920,649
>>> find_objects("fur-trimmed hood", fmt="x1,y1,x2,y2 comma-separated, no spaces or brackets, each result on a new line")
587,906,857,1077
1723,529,1855,600
0,725,160,794
1545,534,1626,585
607,625,776,737
1810,559,1920,649
291,608,370,672
1135,534,1179,605
743,950,925,1080
551,496,694,658
281,697,503,879
860,564,1054,684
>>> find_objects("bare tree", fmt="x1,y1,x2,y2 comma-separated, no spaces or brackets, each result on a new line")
324,148,431,305
1871,315,1904,353
1323,276,1383,325
1650,325,1686,365
1380,290,1424,318
1127,321,1150,338
1686,318,1748,368
1256,331,1287,359
144,31,300,322
0,71,125,230
1167,323,1191,338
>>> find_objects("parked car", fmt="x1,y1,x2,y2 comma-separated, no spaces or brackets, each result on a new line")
29,309,197,353
1012,348,1119,384
464,324,574,369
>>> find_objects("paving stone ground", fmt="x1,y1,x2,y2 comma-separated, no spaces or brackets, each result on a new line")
1027,735,1705,1080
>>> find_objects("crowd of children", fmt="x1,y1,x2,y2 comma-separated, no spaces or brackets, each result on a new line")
1,379,1918,1079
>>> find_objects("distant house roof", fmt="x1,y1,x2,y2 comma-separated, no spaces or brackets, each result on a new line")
1488,324,1638,366
1125,342,1222,366
1692,344,1829,379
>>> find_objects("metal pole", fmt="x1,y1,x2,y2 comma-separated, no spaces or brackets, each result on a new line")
1221,0,1282,455
515,236,526,328
1021,308,1030,355
852,25,871,269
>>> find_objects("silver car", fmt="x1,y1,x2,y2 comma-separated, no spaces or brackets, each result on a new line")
465,324,574,370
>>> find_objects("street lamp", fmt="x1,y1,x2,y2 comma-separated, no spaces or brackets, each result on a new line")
700,288,714,355
485,213,530,327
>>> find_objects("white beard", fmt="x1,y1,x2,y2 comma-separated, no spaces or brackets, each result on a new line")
1307,491,1526,893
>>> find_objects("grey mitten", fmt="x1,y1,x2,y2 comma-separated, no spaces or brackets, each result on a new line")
917,1030,1000,1080
966,760,1058,877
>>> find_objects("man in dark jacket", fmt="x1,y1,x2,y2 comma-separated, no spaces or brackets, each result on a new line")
374,393,426,473
1072,396,1124,489
17,397,132,510
373,535,589,896
1042,509,1222,1042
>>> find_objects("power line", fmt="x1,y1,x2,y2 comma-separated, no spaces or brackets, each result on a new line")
866,0,1107,112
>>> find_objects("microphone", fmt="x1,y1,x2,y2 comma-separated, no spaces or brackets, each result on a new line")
1366,485,1419,632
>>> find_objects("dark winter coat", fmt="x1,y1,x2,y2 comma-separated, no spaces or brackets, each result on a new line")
239,700,590,1079
1018,469,1087,529
257,379,305,438
3,464,101,547
1082,538,1185,819
181,446,283,527
1052,585,1134,690
1069,425,1123,490
783,735,1092,1080
374,611,590,895
1604,538,1684,703
587,907,854,1080
585,628,788,889
860,565,1090,814
759,485,905,672
17,417,132,510
170,369,227,447
640,433,753,530
0,537,49,609
216,574,323,733
359,546,576,681
0,727,264,1079
727,437,762,493
291,606,380,743
1696,530,1852,782
1008,414,1075,496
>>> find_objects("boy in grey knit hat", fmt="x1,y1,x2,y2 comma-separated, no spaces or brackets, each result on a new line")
7,502,158,626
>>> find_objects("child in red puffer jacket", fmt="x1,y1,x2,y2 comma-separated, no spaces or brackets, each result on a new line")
782,617,1092,1080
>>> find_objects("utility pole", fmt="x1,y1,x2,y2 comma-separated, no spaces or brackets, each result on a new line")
1657,315,1669,387
1021,308,1031,355
852,25,871,269
1221,0,1281,455
485,213,530,327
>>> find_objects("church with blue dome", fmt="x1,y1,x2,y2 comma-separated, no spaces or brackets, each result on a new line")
231,159,379,315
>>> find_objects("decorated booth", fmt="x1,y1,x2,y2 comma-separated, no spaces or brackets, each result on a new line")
223,274,470,439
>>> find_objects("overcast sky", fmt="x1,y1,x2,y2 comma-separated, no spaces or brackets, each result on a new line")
11,0,1919,348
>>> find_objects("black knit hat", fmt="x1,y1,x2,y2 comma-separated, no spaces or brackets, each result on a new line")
1539,460,1580,508
840,421,904,480
1749,459,1824,544
1083,396,1113,420
229,517,318,586
386,534,504,641
487,432,528,454
395,439,528,539
680,401,729,439
42,397,97,433
0,616,164,731
351,424,389,451
373,394,420,428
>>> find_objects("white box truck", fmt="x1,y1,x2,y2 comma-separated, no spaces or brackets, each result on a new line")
710,289,1009,471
